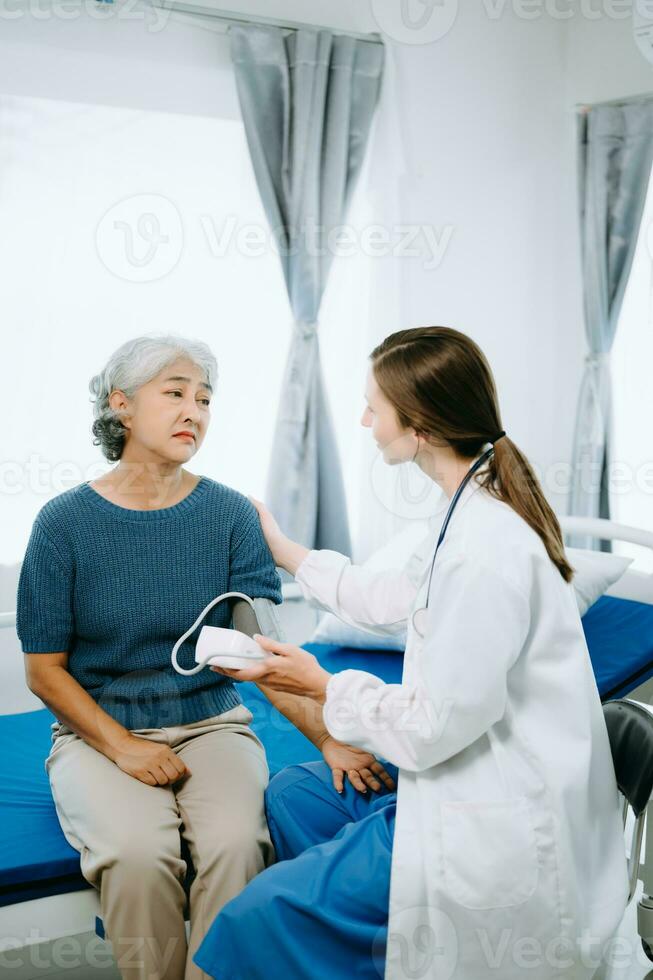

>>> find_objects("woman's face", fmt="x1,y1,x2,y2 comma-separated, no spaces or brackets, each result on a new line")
361,366,417,465
112,357,212,461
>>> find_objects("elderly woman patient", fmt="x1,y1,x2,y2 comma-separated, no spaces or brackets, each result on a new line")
16,334,393,980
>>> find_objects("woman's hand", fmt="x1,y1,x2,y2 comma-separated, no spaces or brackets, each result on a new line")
112,734,191,787
211,634,331,703
319,735,397,795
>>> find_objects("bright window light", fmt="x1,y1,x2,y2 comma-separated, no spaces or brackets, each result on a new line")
610,168,653,572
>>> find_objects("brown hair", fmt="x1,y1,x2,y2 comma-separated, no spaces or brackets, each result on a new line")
370,326,574,583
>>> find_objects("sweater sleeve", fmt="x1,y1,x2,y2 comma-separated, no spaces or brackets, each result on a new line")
16,518,75,653
227,505,282,604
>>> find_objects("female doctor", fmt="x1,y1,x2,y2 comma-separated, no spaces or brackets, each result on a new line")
193,326,629,980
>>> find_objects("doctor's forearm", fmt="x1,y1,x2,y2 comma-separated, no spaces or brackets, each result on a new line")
274,538,310,576
232,596,330,747
254,683,330,748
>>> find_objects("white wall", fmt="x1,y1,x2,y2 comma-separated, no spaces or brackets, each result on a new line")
564,7,653,106
560,10,653,570
354,3,587,557
352,4,653,558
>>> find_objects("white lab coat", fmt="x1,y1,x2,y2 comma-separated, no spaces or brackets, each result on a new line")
295,476,629,980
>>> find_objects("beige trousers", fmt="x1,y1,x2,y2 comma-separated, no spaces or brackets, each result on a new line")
45,704,274,980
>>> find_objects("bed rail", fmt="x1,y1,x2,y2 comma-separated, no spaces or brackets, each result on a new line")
560,516,653,604
560,516,653,552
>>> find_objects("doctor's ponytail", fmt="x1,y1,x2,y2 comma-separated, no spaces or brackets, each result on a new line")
370,327,574,584
483,434,574,582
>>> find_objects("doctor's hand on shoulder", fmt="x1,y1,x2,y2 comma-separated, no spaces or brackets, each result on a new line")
247,496,309,575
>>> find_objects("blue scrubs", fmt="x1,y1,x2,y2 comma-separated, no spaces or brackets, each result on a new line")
193,759,399,980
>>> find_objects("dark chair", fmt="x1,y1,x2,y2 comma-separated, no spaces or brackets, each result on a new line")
603,698,653,961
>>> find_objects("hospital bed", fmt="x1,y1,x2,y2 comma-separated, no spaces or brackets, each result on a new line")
1,516,653,973
559,516,653,961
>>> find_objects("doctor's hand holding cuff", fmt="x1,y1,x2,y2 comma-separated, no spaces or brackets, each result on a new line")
211,500,396,795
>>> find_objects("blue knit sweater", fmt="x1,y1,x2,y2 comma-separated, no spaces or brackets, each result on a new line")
16,476,282,730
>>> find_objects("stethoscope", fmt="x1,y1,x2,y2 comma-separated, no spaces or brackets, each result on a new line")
411,445,495,638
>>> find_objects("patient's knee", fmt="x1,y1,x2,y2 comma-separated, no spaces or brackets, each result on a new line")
193,820,272,880
93,833,186,891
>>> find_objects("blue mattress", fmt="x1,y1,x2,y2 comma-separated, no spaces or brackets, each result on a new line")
0,644,403,908
2,599,653,908
581,595,653,699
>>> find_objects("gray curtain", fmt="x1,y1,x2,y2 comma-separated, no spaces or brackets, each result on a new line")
569,101,653,549
230,25,384,556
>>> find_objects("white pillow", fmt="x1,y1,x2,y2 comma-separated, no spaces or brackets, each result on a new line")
566,547,633,616
310,537,633,650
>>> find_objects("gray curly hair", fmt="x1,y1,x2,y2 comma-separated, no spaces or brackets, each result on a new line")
89,334,218,462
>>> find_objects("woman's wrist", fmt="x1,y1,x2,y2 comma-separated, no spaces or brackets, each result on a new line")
316,730,333,750
102,724,138,763
308,666,331,705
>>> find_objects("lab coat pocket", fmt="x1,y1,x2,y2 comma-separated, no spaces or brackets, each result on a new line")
441,796,539,910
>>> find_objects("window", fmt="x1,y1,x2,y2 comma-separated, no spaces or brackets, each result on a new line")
610,169,653,572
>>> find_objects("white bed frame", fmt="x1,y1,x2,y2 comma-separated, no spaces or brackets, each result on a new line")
560,516,653,607
561,516,653,962
2,521,653,977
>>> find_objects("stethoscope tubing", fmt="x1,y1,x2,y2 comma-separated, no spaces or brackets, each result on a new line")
413,446,495,637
